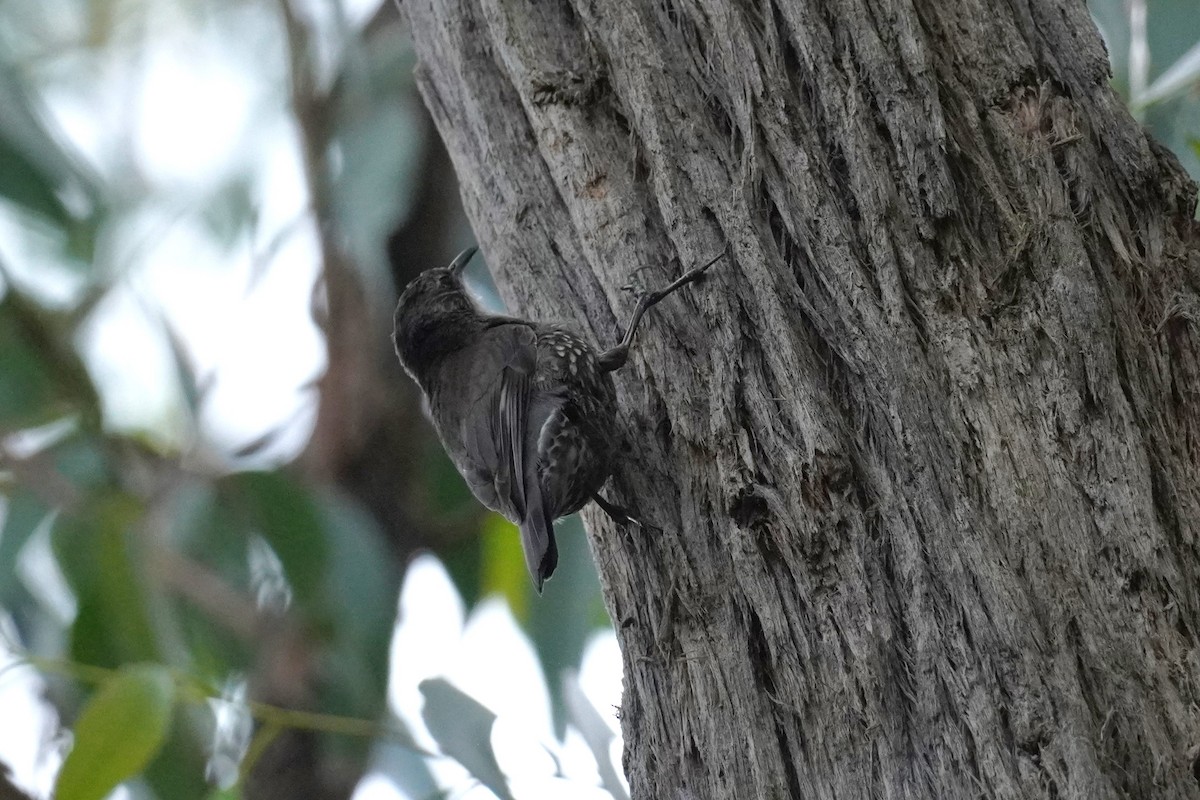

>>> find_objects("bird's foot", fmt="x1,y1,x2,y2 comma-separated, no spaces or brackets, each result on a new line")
591,493,649,529
620,265,656,296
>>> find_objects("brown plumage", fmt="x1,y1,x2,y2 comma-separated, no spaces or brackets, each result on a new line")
392,246,722,590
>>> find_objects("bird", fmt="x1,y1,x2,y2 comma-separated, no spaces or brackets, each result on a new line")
392,245,724,591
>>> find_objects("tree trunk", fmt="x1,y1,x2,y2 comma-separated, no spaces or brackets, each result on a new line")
401,0,1200,797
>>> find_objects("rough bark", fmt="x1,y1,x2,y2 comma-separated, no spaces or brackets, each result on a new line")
402,0,1200,797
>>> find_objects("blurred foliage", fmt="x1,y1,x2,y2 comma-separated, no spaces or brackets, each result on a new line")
0,0,1194,799
54,663,175,800
418,679,513,800
0,0,615,798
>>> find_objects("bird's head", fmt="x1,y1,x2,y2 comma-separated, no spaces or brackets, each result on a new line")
393,246,482,380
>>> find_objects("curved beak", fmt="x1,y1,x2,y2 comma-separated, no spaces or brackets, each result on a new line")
448,246,478,277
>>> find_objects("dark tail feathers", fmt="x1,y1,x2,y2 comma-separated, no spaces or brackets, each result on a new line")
520,498,558,593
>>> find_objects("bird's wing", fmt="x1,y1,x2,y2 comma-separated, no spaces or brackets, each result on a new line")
437,323,558,588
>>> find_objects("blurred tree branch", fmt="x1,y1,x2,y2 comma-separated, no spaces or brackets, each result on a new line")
282,0,478,557
244,0,476,795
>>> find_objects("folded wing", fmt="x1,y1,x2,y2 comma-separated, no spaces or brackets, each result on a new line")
436,323,558,589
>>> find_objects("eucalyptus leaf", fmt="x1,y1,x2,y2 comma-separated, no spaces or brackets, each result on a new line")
419,678,513,800
225,471,328,607
55,663,175,800
0,491,49,607
0,292,103,428
0,132,72,225
142,705,213,800
0,63,98,225
0,305,56,426
314,491,403,765
53,494,160,668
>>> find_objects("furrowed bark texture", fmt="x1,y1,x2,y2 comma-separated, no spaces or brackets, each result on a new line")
402,0,1200,797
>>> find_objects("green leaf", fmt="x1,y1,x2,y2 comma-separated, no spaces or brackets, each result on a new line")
174,483,249,581
0,130,71,224
313,491,402,767
319,493,396,671
0,62,98,225
0,303,57,426
0,291,103,429
142,704,212,800
55,663,175,800
53,494,160,667
0,491,50,606
224,471,328,606
419,678,513,800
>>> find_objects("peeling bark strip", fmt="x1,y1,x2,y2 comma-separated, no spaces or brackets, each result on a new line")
402,0,1200,797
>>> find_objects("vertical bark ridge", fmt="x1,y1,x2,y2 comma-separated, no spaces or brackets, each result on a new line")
404,0,1200,796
